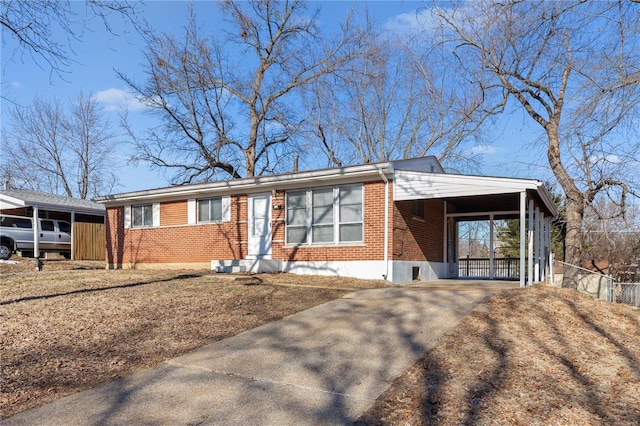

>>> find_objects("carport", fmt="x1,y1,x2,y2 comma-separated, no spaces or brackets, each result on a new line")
393,171,558,287
0,189,105,259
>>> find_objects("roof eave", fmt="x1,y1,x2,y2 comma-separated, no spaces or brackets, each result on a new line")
95,162,395,206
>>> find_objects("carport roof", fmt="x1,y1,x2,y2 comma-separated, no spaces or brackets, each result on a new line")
0,189,105,216
393,170,558,217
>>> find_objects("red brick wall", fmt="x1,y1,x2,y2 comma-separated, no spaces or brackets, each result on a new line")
272,180,388,262
392,199,444,262
106,180,396,266
105,197,246,265
160,201,187,227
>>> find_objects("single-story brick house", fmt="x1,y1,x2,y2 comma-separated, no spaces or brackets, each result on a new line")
95,156,557,285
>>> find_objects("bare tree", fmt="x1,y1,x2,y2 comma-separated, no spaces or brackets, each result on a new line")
582,199,640,276
120,0,362,183
433,0,640,287
305,19,500,167
1,0,141,81
3,93,119,199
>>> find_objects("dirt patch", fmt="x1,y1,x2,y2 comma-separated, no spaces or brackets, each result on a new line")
0,261,387,419
357,285,640,425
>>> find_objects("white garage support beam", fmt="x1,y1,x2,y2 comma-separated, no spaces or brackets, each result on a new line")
520,192,526,288
443,202,448,277
534,207,541,282
528,199,534,286
546,218,552,282
70,211,75,261
543,218,549,282
540,218,546,282
32,204,40,258
489,213,495,279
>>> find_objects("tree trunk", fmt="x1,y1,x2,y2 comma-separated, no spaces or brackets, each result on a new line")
546,123,584,289
562,197,584,289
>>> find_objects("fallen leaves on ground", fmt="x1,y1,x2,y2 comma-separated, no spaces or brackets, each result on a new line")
1,263,386,419
357,285,640,426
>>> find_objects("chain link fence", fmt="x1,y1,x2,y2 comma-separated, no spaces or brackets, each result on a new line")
608,282,640,308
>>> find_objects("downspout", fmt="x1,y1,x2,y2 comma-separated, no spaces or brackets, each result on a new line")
378,167,390,281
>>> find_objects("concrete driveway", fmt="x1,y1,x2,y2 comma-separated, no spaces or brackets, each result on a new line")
2,281,516,425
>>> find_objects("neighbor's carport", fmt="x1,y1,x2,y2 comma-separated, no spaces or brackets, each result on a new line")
0,189,105,260
393,171,559,287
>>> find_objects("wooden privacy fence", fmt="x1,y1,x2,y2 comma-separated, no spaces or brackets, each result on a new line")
72,222,106,260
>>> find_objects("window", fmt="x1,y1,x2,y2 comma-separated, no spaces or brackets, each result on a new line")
132,204,153,227
1,216,32,229
412,200,424,219
198,197,223,222
286,184,363,245
338,185,363,242
41,220,55,231
58,221,71,233
312,188,334,243
285,191,307,244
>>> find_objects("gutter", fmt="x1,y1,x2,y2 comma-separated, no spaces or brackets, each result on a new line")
95,165,393,206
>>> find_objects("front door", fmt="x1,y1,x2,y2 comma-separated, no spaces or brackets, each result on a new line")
247,193,272,259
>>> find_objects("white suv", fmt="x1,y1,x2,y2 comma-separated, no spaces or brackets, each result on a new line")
0,214,71,260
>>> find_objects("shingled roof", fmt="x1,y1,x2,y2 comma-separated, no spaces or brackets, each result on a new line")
0,189,105,215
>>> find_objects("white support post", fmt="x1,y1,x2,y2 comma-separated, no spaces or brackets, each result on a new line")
534,207,541,282
528,199,534,286
489,213,495,279
520,192,526,288
540,218,546,282
70,211,75,261
539,212,544,281
546,218,552,282
443,202,448,278
33,204,40,258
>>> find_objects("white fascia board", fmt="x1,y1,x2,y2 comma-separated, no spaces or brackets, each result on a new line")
394,171,540,200
0,197,103,216
0,194,26,209
535,183,559,218
394,170,558,217
40,203,105,215
95,163,394,207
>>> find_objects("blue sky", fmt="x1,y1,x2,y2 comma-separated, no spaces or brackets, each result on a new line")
1,0,551,194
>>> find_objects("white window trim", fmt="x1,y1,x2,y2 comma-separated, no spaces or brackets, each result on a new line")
127,203,159,228
124,205,131,228
285,184,364,246
191,196,231,224
187,199,196,225
152,203,160,227
222,196,230,222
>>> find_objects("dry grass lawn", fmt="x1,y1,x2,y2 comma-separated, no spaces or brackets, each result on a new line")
0,259,387,419
2,259,639,424
357,285,640,425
